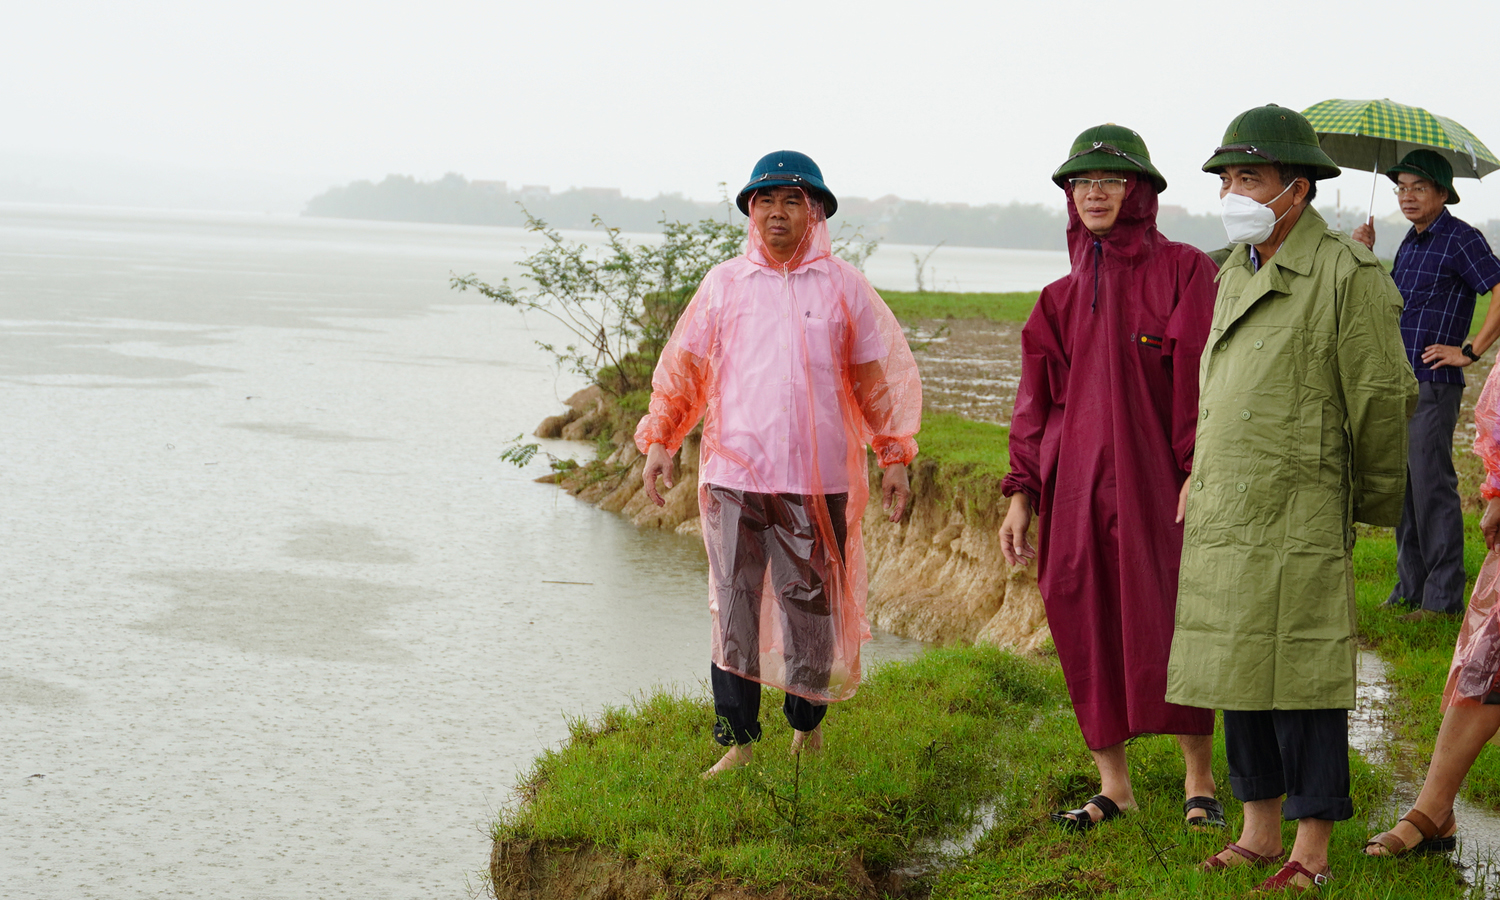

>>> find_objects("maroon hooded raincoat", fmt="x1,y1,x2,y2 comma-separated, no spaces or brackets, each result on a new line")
1002,177,1217,749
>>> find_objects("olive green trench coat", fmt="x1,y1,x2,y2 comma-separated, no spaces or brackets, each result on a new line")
1166,207,1417,710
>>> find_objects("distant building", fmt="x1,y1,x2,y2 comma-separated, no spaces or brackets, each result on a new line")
575,187,622,199
519,185,551,199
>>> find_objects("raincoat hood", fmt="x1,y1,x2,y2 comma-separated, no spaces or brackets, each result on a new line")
1063,175,1162,269
743,186,834,273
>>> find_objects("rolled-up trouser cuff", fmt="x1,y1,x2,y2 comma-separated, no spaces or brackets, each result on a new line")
1224,707,1350,821
713,716,762,747
1229,772,1286,803
712,662,763,746
1283,794,1354,822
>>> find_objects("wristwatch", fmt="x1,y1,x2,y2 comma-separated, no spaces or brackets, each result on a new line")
1463,343,1482,362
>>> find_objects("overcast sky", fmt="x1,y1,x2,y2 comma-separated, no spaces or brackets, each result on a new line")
7,0,1500,225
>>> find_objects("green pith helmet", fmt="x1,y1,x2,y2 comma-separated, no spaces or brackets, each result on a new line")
1202,104,1341,180
736,150,838,218
1052,123,1167,193
1387,148,1460,204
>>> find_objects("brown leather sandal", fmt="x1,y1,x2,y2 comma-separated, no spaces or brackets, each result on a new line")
1198,841,1286,871
1364,808,1457,856
1253,860,1330,893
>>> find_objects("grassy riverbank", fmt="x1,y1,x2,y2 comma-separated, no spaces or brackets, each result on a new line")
492,597,1475,900
497,290,1500,898
880,290,1041,324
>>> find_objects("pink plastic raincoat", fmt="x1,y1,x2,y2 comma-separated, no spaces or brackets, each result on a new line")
634,193,921,702
1442,364,1500,709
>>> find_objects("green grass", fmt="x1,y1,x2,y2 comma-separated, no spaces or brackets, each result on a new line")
909,410,1010,517
880,290,1041,323
494,646,1076,897
931,730,1414,899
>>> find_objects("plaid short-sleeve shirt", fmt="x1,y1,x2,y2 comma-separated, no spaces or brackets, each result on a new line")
1392,208,1500,385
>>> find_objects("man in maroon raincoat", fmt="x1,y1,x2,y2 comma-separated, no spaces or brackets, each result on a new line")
999,124,1220,830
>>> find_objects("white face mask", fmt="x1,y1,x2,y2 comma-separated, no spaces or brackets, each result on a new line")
1220,180,1297,245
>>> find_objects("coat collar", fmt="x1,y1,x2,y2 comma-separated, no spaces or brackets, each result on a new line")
1215,206,1329,333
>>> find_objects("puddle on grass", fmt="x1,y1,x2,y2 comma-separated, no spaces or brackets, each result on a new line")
892,799,1002,880
1355,650,1500,896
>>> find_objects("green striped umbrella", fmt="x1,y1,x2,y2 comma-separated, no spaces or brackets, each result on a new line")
1301,97,1498,178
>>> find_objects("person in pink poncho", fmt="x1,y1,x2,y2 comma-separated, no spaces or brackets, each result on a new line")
635,151,923,777
1364,362,1500,858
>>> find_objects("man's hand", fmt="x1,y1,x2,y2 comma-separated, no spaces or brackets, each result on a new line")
1422,343,1472,369
1175,477,1192,524
1352,217,1376,250
642,443,674,507
1484,497,1500,550
998,493,1036,567
881,463,910,522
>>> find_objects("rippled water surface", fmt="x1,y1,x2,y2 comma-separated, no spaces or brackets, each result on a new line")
1,205,1045,899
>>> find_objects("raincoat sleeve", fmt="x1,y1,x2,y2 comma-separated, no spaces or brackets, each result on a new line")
1477,364,1500,501
1163,251,1218,474
850,283,921,467
1002,289,1062,510
1338,262,1418,526
633,278,716,455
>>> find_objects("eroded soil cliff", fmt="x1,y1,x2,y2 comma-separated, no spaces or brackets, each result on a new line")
534,383,1047,655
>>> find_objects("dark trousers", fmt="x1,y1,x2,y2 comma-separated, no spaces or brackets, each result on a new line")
1388,381,1466,614
707,488,847,746
712,663,828,745
1223,708,1352,821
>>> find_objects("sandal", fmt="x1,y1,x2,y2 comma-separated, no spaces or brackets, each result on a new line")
1198,841,1285,872
1050,793,1122,832
1253,860,1330,893
1184,795,1226,829
1364,808,1457,856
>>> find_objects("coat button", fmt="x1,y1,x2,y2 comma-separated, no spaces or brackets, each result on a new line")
1240,410,1252,420
1254,339,1264,349
1201,409,1209,420
1194,480,1204,491
1236,482,1247,492
1217,341,1228,352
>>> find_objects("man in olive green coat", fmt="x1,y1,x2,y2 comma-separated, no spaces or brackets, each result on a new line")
1167,105,1416,892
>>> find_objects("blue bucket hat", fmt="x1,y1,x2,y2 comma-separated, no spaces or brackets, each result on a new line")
735,150,838,218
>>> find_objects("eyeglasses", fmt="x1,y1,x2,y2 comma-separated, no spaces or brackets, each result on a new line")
1393,184,1433,197
1068,177,1130,195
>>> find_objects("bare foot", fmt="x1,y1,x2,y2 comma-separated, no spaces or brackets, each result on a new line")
790,727,823,755
701,744,753,779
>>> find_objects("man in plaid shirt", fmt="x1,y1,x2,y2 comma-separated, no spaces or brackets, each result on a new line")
1356,150,1500,619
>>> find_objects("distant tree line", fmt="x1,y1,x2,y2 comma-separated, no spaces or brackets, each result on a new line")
303,173,1500,258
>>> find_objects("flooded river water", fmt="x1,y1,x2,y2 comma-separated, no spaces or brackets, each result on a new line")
11,202,1491,898
0,205,1069,899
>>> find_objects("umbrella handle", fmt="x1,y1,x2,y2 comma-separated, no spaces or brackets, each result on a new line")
1369,147,1379,223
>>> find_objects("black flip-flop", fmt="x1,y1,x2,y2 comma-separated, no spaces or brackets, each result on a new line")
1051,794,1122,832
1184,795,1227,829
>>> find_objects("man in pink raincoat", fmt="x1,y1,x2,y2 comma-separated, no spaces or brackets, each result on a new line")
635,151,923,777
